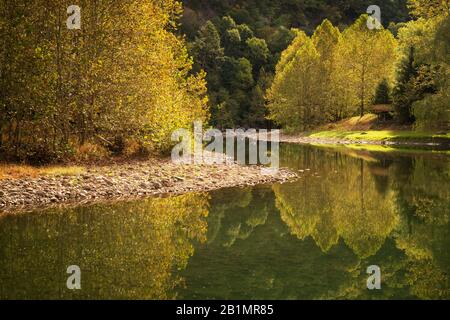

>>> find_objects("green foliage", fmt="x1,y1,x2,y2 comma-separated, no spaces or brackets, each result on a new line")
374,79,392,105
394,7,449,129
221,57,253,89
182,0,410,37
245,37,270,67
393,47,419,123
312,20,344,121
235,58,255,89
275,30,309,75
432,14,450,63
413,77,450,131
221,15,238,30
184,0,409,129
237,24,254,41
0,193,208,299
225,28,242,46
189,15,270,128
268,37,322,131
337,15,397,117
190,21,224,72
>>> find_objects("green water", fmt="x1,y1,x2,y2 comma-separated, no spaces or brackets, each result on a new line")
1,144,449,300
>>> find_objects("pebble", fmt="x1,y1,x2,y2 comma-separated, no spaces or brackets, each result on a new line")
0,158,298,214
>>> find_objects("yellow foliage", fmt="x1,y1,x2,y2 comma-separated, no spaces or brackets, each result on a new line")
0,0,209,160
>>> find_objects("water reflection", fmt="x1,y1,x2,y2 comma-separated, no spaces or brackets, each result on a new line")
0,144,449,299
275,146,399,258
180,145,450,299
0,194,208,299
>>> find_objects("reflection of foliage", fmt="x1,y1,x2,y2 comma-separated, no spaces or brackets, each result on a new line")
181,189,360,299
396,157,450,224
392,154,450,299
207,187,270,247
0,194,208,299
275,179,338,253
275,145,399,258
178,145,450,300
3,145,450,300
273,144,450,299
406,260,450,299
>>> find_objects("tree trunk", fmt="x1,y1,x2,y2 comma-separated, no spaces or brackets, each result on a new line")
360,64,366,117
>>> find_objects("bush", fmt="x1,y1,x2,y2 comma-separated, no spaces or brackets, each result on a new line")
75,143,109,162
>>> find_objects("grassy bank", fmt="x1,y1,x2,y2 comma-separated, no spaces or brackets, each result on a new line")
304,114,449,145
0,164,86,180
278,115,449,150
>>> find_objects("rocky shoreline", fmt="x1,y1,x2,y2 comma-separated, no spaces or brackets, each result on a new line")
0,157,297,215
278,134,449,148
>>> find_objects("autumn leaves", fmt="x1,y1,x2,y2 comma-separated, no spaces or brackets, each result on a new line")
0,1,208,162
267,15,397,132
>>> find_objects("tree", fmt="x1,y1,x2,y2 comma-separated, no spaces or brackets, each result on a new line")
220,15,237,31
247,68,273,127
268,16,397,131
311,19,343,121
0,0,209,161
407,0,450,19
374,79,392,104
411,14,450,130
267,38,321,131
394,8,448,127
274,29,309,75
237,24,254,42
225,28,241,46
392,47,419,123
413,77,449,130
221,57,254,90
245,37,270,71
187,14,275,128
190,21,224,72
337,15,397,117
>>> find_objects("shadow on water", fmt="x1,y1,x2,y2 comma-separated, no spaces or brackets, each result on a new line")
1,144,449,299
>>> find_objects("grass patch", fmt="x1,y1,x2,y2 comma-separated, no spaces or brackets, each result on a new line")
39,166,86,176
0,164,39,180
0,164,86,180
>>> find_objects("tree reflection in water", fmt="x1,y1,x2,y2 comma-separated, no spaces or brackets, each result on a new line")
0,194,208,299
1,144,449,300
180,145,450,300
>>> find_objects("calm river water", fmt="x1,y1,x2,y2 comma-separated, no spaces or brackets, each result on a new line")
1,144,449,299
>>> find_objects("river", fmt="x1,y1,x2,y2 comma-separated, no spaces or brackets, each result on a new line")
1,143,449,299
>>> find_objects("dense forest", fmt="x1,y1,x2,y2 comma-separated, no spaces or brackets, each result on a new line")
0,0,448,163
183,0,448,130
181,0,405,128
181,0,410,36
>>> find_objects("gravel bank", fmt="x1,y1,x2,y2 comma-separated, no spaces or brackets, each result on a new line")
0,157,297,214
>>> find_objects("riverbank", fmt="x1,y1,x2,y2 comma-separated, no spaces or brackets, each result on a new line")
280,130,450,148
279,115,449,148
0,155,297,214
